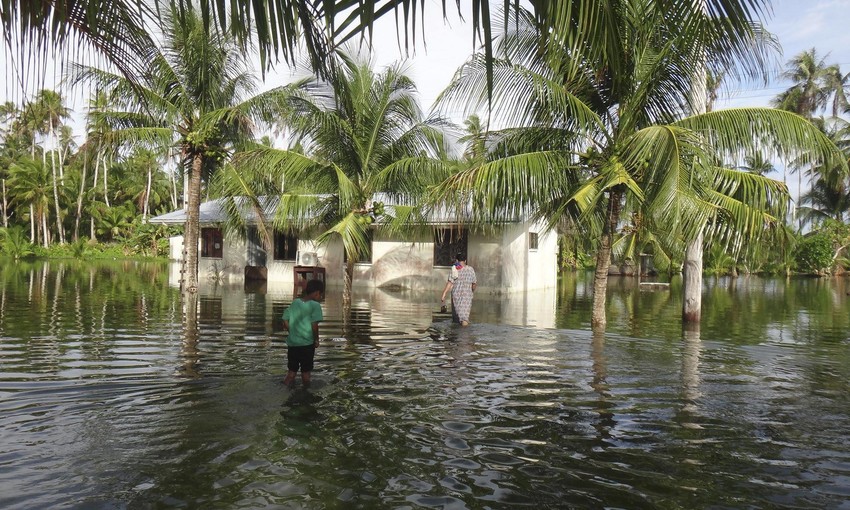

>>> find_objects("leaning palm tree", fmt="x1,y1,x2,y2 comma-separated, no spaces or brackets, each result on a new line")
67,8,292,293
223,51,450,305
435,4,844,331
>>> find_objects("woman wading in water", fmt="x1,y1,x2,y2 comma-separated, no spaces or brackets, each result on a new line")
440,253,477,326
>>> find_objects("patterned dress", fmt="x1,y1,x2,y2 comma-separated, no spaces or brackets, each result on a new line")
450,265,477,323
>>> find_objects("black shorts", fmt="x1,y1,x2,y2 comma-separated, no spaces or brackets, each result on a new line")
287,345,316,372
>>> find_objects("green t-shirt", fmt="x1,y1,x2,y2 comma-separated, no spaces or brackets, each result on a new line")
282,298,323,347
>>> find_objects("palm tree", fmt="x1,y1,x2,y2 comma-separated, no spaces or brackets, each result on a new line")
822,64,850,117
799,177,850,225
7,157,52,247
740,153,776,176
773,48,832,118
67,7,292,293
224,51,449,304
435,5,843,331
458,114,488,166
25,89,70,244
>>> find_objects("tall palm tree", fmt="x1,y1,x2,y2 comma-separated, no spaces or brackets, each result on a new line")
436,4,843,331
772,48,831,118
223,51,449,304
30,89,70,244
67,7,292,293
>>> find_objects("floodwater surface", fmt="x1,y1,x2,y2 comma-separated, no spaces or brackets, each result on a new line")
1,260,849,508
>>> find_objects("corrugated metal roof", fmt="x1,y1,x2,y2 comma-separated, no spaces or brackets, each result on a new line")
149,194,518,225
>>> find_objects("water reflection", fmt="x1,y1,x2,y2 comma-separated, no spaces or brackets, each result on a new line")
1,262,850,508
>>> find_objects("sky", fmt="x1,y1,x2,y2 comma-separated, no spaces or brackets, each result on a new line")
358,0,850,113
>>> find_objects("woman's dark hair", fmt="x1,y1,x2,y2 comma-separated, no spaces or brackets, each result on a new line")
305,279,325,295
455,253,466,262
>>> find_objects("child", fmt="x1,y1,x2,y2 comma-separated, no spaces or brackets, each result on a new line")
282,279,324,388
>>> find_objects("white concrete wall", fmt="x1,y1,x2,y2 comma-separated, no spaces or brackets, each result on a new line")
499,223,528,293
166,220,557,293
530,223,559,290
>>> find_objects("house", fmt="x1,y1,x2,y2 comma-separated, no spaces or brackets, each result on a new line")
149,197,558,293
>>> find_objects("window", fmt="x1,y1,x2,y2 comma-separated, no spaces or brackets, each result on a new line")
529,232,539,250
434,228,468,266
200,228,223,258
343,231,373,264
273,231,298,261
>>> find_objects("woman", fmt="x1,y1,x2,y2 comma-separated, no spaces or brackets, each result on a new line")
440,253,477,326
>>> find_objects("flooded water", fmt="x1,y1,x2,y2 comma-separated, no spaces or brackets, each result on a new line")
1,260,850,508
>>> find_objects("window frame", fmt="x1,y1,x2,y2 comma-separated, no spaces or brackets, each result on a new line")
433,227,468,267
273,231,299,261
529,232,539,251
200,227,223,258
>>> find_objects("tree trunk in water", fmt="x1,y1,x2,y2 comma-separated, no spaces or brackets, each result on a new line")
181,291,200,377
682,229,704,325
342,258,355,338
181,153,203,294
591,190,622,331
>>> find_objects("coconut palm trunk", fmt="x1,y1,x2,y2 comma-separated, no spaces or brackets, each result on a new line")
182,152,203,293
1,179,7,228
682,228,704,324
143,162,152,220
74,155,87,241
592,189,623,330
50,152,64,244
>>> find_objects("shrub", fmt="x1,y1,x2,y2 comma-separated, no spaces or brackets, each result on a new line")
795,233,834,275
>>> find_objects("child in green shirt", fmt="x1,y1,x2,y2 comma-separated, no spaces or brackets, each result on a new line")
282,279,324,388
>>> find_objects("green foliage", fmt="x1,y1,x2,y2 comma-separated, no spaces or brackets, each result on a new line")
704,243,736,276
795,233,834,274
558,234,593,270
0,226,36,259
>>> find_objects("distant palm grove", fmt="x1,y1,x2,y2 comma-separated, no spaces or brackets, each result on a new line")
2,2,850,308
